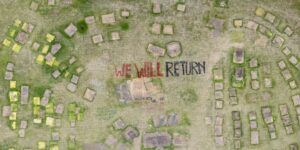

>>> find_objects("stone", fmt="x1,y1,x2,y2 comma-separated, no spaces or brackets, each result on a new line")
55,104,64,114
105,135,118,146
228,88,237,97
290,80,299,89
232,111,240,121
32,42,40,51
281,69,292,81
69,56,77,65
281,115,292,126
282,47,291,56
143,132,172,148
121,10,130,17
92,34,103,44
177,4,186,12
151,23,161,34
234,120,241,129
249,58,258,68
250,131,259,145
229,96,238,105
172,133,188,147
233,19,243,28
295,107,300,115
67,83,77,92
52,132,60,141
215,116,223,126
123,126,139,141
289,55,298,65
261,91,272,101
215,100,223,109
263,63,271,75
153,115,167,127
234,139,241,149
6,63,14,71
234,129,241,138
152,3,161,14
52,70,61,79
278,60,286,70
272,35,284,48
264,13,276,23
285,125,294,135
111,32,120,41
19,129,26,138
51,43,62,55
214,125,222,136
264,78,272,88
147,43,165,57
101,13,116,24
113,118,126,130
246,20,258,31
213,68,223,80
166,41,181,58
2,106,11,117
64,23,77,37
21,86,29,105
235,67,244,81
48,0,55,5
279,104,289,116
251,80,260,90
233,48,244,64
163,25,174,35
83,88,96,102
71,75,79,84
215,136,224,146
250,70,258,80
214,82,224,90
250,120,257,129
85,16,95,24
284,26,293,36
214,91,224,100
20,120,27,129
30,1,39,11
289,143,299,150
205,116,212,125
15,31,28,44
249,111,257,121
167,113,179,126
292,95,300,106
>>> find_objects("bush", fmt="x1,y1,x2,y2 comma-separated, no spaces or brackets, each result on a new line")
76,20,88,33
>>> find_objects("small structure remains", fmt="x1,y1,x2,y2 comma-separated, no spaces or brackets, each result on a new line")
64,23,77,37
85,16,95,24
233,48,244,64
279,104,294,135
20,86,29,105
83,88,96,102
143,132,172,149
123,126,139,141
262,106,277,140
177,3,186,12
121,10,130,18
92,34,103,44
264,12,276,24
272,35,284,48
214,115,224,146
152,112,179,127
151,23,161,34
111,31,120,41
248,111,259,145
152,3,161,14
115,78,163,103
166,41,182,58
245,20,258,31
113,118,126,130
101,13,116,24
163,25,174,35
232,111,242,148
147,43,165,57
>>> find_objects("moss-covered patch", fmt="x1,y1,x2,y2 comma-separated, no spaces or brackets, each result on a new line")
180,88,198,103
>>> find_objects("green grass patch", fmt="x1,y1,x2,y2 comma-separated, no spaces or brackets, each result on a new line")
119,22,129,31
76,20,88,34
180,88,198,103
